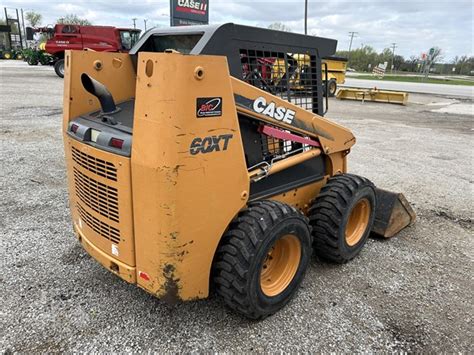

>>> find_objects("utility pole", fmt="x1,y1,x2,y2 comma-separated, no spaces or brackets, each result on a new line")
15,9,22,48
304,0,308,35
347,31,358,62
21,8,26,47
4,8,11,51
390,42,397,74
144,19,148,31
132,18,137,29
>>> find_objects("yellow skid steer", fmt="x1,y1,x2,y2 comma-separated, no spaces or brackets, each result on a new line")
62,24,415,319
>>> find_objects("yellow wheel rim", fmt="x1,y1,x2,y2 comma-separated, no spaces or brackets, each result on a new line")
4,53,11,59
260,234,301,297
345,198,371,246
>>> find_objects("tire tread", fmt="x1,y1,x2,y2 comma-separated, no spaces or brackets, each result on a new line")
309,173,375,263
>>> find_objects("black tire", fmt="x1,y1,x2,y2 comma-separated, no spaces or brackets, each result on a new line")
213,200,312,319
309,173,376,263
54,59,65,78
27,58,38,66
328,79,337,97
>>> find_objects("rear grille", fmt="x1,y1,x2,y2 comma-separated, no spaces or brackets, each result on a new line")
71,146,117,181
77,203,121,244
73,167,119,223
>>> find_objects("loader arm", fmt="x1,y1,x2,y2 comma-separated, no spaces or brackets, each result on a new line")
231,78,356,155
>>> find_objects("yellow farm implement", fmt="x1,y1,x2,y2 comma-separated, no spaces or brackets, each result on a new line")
336,88,409,105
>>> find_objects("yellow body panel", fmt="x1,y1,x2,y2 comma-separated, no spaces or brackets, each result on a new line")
324,71,346,84
131,53,249,300
75,222,136,283
63,50,138,280
63,51,136,131
271,179,328,213
322,58,348,72
64,138,136,266
322,59,347,85
272,55,347,88
63,50,356,302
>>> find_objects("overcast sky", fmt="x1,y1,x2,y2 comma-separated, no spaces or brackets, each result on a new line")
3,0,473,61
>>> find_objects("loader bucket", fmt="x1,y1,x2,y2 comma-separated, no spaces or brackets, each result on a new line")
372,188,416,238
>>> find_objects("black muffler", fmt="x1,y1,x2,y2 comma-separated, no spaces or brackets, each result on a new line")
81,73,119,114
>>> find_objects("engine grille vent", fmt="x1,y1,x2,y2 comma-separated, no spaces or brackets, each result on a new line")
71,146,117,181
73,167,119,223
77,203,120,244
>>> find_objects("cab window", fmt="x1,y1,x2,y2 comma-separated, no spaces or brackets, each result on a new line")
120,31,132,50
130,31,140,47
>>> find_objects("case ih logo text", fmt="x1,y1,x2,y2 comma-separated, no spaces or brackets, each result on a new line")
176,0,208,15
189,134,233,155
253,97,296,125
196,97,222,117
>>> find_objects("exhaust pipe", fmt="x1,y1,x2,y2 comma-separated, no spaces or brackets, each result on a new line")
81,73,118,114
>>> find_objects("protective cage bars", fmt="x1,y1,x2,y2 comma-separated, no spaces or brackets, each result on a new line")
239,49,320,114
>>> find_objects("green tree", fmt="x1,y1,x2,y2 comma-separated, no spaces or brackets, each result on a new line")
25,11,42,27
452,55,471,75
400,55,419,72
57,14,92,26
267,22,292,32
337,45,379,72
378,48,393,65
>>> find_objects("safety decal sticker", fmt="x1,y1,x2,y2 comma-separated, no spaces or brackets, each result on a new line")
196,97,222,117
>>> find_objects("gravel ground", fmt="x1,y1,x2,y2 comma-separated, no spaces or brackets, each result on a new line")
1,61,473,352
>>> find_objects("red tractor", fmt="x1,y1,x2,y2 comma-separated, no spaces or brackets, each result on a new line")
36,24,140,77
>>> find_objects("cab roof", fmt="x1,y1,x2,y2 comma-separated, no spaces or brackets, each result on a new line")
129,23,337,58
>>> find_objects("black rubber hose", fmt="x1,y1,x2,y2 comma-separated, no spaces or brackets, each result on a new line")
81,73,117,114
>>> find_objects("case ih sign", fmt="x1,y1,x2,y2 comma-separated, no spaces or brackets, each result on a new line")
170,0,209,26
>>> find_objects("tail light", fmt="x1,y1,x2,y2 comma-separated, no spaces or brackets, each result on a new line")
110,138,124,149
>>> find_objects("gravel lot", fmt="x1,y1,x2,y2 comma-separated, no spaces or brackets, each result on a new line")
1,61,473,352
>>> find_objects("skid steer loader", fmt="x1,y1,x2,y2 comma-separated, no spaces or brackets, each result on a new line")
62,24,415,319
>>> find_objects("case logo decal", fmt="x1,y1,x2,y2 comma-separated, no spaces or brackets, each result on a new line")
196,97,222,117
253,96,295,124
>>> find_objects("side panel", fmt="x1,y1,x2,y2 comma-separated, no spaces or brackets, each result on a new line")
270,179,327,213
81,28,120,52
131,53,249,301
63,51,137,272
